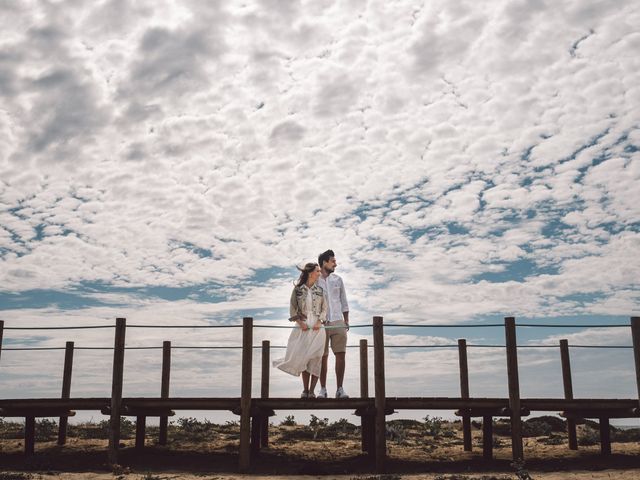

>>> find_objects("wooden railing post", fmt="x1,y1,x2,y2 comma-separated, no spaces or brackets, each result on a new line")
482,415,493,460
631,317,640,408
57,341,74,445
359,339,372,453
239,317,253,472
559,339,577,450
360,339,369,398
373,316,386,472
0,320,4,364
159,341,171,445
458,339,472,452
504,317,523,461
260,340,270,447
108,318,126,465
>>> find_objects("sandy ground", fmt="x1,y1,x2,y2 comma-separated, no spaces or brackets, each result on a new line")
1,472,639,479
1,421,639,479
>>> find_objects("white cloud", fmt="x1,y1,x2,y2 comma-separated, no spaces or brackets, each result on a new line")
1,0,639,411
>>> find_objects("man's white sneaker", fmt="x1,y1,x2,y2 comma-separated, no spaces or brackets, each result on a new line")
317,387,328,398
300,391,309,399
336,387,349,399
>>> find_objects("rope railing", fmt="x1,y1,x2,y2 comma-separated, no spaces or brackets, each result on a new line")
517,323,630,328
3,323,372,330
1,343,633,351
3,321,630,330
2,325,115,330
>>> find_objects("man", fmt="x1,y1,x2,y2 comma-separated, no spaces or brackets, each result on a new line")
316,249,350,399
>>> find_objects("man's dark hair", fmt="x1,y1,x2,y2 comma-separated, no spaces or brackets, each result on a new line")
318,249,335,268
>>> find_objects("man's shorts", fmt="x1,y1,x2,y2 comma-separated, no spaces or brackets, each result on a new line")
324,320,348,355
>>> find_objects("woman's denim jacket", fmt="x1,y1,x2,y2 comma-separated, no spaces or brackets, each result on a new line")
289,283,327,324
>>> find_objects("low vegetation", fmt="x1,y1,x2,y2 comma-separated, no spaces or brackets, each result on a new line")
1,415,639,447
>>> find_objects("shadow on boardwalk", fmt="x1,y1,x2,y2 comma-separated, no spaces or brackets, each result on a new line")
1,440,640,476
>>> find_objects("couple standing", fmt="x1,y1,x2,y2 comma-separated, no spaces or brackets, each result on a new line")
274,249,350,399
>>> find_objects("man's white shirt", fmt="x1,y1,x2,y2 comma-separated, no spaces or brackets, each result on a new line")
317,274,349,322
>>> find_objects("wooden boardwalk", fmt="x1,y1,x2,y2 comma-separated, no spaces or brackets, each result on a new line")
1,316,639,472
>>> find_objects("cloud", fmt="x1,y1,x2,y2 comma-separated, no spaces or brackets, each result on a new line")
0,0,639,412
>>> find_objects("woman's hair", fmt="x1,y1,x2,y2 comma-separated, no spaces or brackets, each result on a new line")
296,262,319,287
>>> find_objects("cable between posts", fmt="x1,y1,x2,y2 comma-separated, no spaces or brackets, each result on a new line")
2,344,632,351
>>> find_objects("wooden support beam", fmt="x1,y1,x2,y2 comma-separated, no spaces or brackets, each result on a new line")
561,409,638,419
505,317,523,461
1,409,75,417
108,318,126,465
159,341,171,446
135,415,146,450
25,416,35,456
373,316,386,472
260,340,270,448
239,317,253,472
58,341,74,446
599,417,611,456
458,339,472,452
250,416,261,455
482,415,493,460
455,407,529,417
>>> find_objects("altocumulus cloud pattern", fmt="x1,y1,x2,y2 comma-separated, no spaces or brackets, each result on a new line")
0,0,639,412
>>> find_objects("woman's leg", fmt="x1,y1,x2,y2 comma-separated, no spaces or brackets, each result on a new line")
301,371,310,392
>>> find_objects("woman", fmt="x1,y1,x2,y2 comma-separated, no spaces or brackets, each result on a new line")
273,262,327,398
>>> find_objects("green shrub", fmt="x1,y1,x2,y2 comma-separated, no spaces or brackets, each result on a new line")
613,427,640,443
386,424,406,444
578,426,599,446
280,415,296,426
173,417,217,441
423,415,444,436
0,420,24,439
538,433,565,445
35,418,58,441
523,416,565,437
324,418,358,437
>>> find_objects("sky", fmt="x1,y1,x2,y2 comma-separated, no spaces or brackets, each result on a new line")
1,0,639,425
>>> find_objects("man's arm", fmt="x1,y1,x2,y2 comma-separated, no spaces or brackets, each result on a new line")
340,277,349,327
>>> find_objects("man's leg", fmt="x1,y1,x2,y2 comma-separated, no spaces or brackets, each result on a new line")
335,352,346,388
320,354,329,388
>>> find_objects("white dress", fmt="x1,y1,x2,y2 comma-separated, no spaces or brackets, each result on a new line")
273,289,327,377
